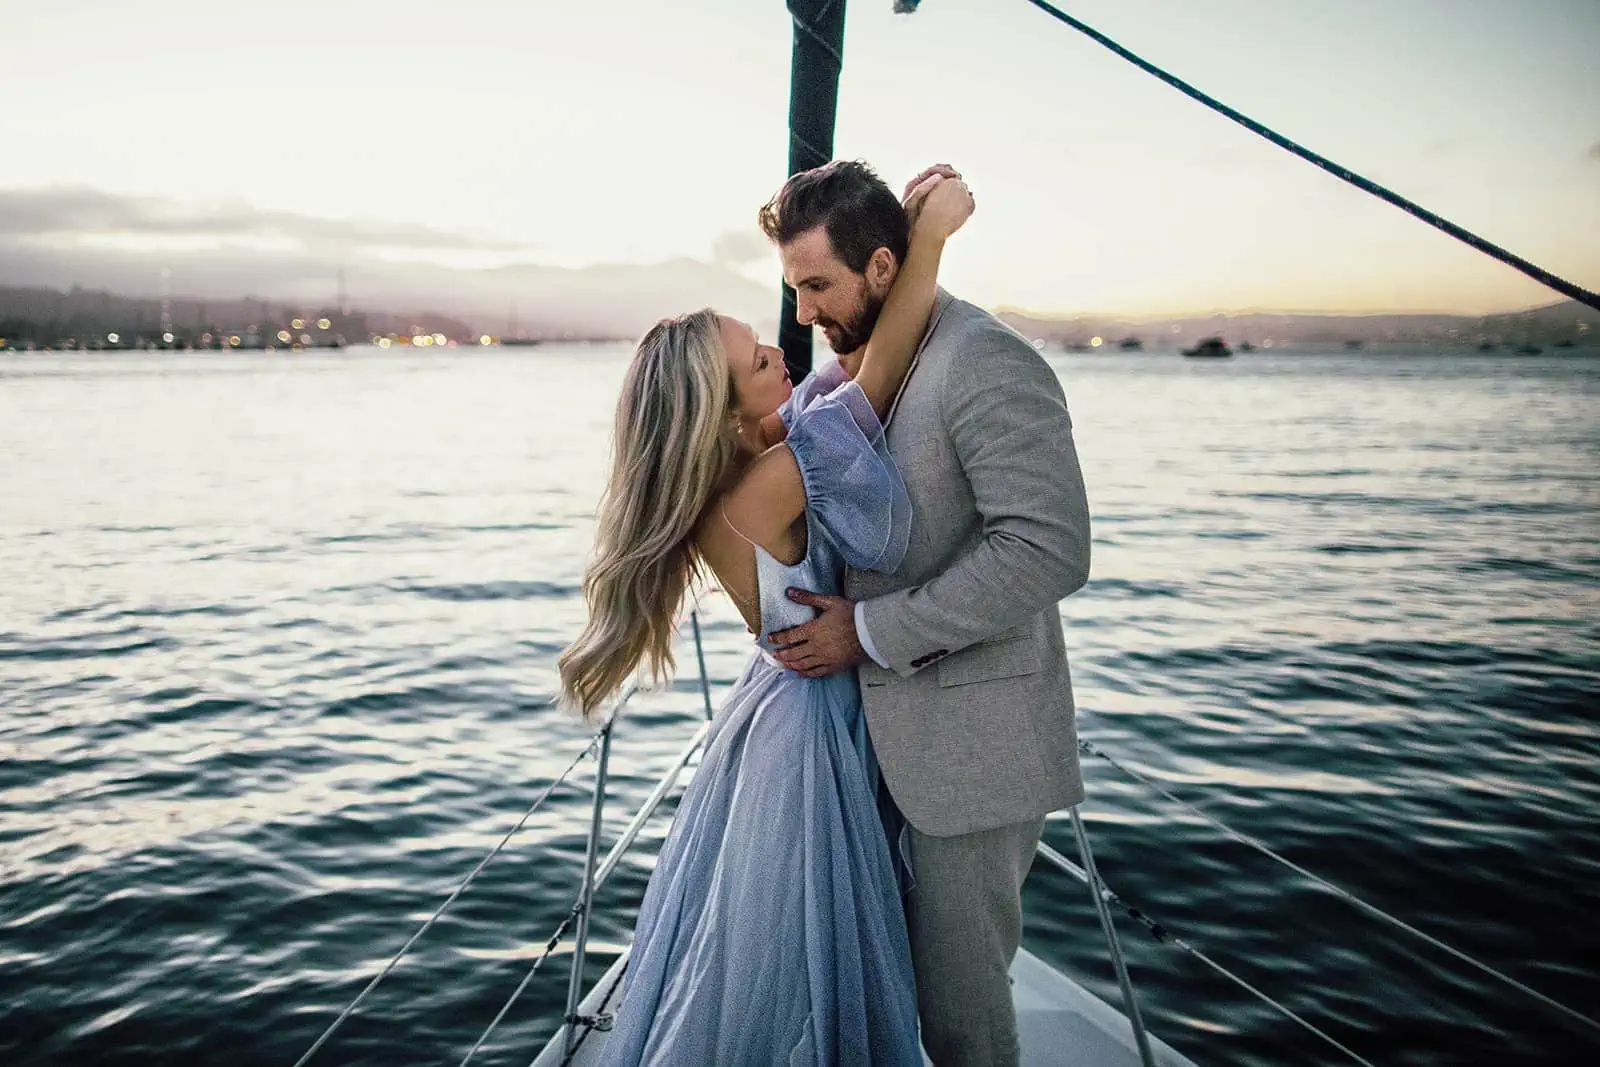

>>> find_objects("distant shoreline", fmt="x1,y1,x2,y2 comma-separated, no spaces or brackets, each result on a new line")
1,282,1593,353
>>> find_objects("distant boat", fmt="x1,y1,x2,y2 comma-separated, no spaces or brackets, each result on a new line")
1476,341,1497,351
1515,343,1542,355
1344,339,1364,350
1553,339,1575,349
1182,337,1232,359
1237,341,1256,352
1117,336,1143,351
1063,341,1091,352
500,338,543,347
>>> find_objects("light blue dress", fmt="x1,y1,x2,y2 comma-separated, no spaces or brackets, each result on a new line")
598,362,922,1065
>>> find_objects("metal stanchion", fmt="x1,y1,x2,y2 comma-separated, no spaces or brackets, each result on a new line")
562,722,613,1058
1070,807,1156,1067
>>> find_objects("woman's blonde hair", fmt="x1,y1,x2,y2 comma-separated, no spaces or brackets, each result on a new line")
558,309,739,720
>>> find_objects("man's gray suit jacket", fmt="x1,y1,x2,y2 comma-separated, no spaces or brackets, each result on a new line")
846,289,1091,837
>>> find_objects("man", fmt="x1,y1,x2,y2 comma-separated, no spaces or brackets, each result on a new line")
762,160,1092,1065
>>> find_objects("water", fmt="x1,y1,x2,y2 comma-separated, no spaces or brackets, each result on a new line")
2,344,1596,1066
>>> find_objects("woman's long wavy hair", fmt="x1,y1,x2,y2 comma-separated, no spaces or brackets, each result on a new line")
559,309,739,720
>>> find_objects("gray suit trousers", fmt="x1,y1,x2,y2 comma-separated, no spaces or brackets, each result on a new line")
907,815,1046,1066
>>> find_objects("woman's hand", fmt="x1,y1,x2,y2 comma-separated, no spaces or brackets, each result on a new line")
903,163,959,216
908,173,974,242
902,163,969,231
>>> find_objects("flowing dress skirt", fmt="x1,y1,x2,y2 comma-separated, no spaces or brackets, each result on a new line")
597,651,921,1066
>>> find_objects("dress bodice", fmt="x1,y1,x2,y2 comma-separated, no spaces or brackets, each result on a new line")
752,516,839,655
748,361,912,654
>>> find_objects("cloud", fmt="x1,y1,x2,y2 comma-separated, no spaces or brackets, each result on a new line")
0,186,532,254
1588,141,1600,162
0,187,778,336
710,228,772,266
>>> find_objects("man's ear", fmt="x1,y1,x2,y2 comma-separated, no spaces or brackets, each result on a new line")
866,247,897,296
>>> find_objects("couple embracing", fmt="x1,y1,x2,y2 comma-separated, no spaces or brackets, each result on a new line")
561,159,1091,1066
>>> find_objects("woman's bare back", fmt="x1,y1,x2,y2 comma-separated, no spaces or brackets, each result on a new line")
693,483,809,636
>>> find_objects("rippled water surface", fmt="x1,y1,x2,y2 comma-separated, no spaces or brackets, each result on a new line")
2,344,1597,1066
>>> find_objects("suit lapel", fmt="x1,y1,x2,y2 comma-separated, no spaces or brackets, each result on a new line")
884,288,954,435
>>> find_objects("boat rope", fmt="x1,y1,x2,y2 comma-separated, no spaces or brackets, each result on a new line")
291,693,630,1067
300,603,714,1065
458,895,587,1066
1037,841,1379,1067
1077,737,1600,1038
470,718,714,1061
1019,1,1600,314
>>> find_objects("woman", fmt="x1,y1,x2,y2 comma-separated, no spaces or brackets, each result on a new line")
559,169,973,1064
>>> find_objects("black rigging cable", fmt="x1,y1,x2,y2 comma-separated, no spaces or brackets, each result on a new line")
1020,0,1600,314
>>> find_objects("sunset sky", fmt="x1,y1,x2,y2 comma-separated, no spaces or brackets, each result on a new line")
2,0,1597,323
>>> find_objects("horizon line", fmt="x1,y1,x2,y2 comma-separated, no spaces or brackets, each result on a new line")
3,280,1578,324
993,297,1580,323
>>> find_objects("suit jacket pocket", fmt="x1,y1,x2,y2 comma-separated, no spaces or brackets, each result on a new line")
937,633,1041,688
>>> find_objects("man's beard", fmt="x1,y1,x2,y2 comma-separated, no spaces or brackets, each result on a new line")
819,289,885,355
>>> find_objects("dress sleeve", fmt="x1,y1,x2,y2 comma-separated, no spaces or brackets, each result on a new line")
778,359,851,429
782,373,912,573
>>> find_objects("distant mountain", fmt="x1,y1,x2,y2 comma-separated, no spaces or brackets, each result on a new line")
0,186,780,342
0,259,779,346
999,301,1599,349
7,279,1596,353
4,185,1592,351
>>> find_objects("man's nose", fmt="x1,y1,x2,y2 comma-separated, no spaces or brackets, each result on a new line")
794,294,817,326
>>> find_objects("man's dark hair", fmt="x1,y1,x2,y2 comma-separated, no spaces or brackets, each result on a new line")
758,160,908,274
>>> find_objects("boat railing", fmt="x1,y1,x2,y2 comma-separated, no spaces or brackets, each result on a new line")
292,606,1600,1067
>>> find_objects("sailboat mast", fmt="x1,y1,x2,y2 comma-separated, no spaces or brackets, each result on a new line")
778,0,849,377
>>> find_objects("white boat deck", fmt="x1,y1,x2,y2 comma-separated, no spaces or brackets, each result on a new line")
533,945,1198,1066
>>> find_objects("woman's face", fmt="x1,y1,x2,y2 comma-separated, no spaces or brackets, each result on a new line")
720,316,791,421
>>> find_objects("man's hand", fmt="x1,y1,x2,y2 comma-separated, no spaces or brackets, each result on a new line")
770,589,868,678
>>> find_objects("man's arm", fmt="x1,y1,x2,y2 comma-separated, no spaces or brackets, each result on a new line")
859,326,1090,676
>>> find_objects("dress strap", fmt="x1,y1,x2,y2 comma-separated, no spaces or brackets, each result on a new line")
720,501,761,548
713,502,764,636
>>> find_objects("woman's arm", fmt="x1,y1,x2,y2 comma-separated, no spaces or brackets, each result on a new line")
753,167,974,447
852,174,974,419
718,172,974,553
